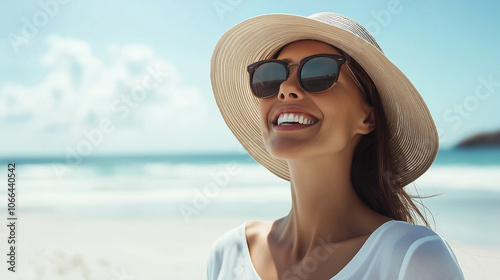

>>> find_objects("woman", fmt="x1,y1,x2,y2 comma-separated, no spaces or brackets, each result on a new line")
207,12,464,279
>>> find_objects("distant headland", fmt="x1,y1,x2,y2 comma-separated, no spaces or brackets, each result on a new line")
456,130,500,148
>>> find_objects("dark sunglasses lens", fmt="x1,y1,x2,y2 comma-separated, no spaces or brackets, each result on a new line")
251,62,287,98
301,57,339,92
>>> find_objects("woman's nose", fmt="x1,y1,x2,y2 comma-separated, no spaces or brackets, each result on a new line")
278,67,305,101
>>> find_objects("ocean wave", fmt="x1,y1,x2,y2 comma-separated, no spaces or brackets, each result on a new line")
2,163,499,208
415,165,500,191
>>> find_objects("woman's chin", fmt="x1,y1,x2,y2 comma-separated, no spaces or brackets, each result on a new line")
265,143,314,161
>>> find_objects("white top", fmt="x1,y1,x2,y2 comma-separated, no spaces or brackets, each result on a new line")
206,220,464,280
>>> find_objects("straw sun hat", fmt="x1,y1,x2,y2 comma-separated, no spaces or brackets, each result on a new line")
210,12,438,187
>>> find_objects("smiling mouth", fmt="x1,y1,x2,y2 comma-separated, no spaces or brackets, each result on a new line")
273,113,318,126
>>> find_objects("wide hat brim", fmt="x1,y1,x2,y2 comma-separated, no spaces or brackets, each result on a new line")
210,13,438,187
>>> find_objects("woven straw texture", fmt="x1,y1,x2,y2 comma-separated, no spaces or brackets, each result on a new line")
210,13,438,187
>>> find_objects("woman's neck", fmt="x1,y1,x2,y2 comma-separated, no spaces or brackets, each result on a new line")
273,152,387,259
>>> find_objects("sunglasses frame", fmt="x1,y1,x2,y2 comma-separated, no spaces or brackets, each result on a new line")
247,53,347,99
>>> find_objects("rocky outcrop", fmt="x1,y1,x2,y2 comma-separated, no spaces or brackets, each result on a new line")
457,130,500,148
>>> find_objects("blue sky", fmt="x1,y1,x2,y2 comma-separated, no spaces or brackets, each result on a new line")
1,0,499,157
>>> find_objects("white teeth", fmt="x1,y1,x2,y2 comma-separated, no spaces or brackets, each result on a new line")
276,113,315,125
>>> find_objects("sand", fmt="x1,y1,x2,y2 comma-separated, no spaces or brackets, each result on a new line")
0,213,498,280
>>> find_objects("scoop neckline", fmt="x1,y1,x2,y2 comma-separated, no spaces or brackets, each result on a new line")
241,220,398,280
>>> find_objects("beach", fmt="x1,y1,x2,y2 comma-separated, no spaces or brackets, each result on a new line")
0,149,499,279
0,212,498,280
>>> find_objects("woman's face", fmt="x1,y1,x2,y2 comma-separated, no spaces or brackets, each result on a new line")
258,40,375,160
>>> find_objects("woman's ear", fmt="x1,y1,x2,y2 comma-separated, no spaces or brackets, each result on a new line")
360,107,376,135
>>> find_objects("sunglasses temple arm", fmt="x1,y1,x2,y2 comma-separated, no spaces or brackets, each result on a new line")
346,63,363,91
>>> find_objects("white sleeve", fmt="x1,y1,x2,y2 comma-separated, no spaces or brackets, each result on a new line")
398,235,464,280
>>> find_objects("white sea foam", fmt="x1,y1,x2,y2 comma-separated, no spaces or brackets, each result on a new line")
4,163,499,208
415,165,500,191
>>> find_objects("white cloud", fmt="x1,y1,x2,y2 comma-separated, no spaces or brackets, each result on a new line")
1,35,212,155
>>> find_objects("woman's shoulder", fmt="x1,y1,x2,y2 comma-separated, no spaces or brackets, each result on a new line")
207,220,272,258
374,220,464,279
206,222,251,280
245,220,274,247
208,222,247,258
376,220,454,255
207,220,274,279
380,220,439,241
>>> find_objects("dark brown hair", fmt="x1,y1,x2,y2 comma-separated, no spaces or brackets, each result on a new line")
346,55,430,227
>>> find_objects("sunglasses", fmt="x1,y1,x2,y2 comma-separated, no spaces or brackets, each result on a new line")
247,54,347,99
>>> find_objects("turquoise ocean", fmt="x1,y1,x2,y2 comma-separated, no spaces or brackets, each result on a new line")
1,148,499,246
